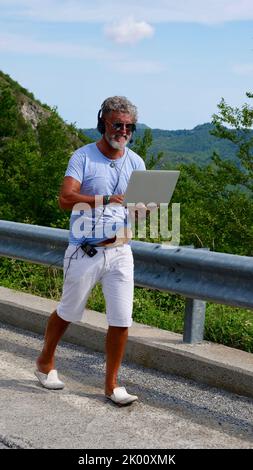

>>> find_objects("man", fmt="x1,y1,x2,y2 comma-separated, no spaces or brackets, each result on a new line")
35,96,146,406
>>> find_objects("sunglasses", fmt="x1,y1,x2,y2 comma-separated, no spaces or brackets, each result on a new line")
105,120,136,133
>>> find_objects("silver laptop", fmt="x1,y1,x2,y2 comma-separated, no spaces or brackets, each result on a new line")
123,170,180,206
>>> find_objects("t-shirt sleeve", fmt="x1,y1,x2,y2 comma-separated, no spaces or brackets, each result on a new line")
136,158,146,170
65,150,85,183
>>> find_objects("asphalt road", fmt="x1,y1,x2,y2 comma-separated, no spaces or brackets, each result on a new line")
0,321,253,449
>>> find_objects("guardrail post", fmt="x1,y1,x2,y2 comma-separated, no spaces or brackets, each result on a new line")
183,298,206,343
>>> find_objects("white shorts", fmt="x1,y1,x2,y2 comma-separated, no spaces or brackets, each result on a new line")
57,244,134,327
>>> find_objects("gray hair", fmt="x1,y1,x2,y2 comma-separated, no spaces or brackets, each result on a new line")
100,96,138,122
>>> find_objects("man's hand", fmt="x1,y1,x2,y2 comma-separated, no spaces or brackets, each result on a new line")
109,195,124,205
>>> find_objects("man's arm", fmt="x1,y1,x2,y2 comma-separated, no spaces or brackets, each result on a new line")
59,176,124,210
59,176,97,210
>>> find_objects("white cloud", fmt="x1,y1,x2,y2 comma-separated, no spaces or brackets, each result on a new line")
233,64,253,76
104,18,154,45
2,0,253,24
0,31,164,76
0,32,119,61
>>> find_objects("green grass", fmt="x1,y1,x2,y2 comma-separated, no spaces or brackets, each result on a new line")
0,257,253,353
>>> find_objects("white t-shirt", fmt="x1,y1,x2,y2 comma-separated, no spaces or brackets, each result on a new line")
65,142,146,245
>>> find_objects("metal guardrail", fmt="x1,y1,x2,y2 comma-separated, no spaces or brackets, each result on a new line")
0,220,253,344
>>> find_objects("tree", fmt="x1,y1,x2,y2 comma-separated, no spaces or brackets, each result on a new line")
0,85,19,137
132,128,164,169
171,92,253,255
211,92,253,192
0,79,89,227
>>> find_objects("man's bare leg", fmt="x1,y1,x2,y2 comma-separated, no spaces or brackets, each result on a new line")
36,310,70,374
105,326,128,396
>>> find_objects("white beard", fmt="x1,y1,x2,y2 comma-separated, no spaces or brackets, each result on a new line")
105,132,131,150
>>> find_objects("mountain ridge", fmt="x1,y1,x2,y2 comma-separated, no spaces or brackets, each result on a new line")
82,122,236,166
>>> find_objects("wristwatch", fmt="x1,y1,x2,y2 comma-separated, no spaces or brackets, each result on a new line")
103,195,111,205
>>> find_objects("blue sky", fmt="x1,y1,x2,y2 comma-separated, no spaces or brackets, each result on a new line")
1,0,253,130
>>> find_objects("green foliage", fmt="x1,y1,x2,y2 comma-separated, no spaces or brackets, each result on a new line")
171,163,253,254
0,72,91,226
0,258,63,299
0,70,40,106
165,92,253,255
211,93,253,191
205,304,253,353
0,85,20,137
131,128,164,169
31,111,73,225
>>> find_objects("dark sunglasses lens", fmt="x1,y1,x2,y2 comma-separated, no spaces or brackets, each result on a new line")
113,123,135,131
113,123,122,130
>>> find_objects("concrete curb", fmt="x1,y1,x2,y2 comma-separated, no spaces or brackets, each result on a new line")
0,286,253,398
